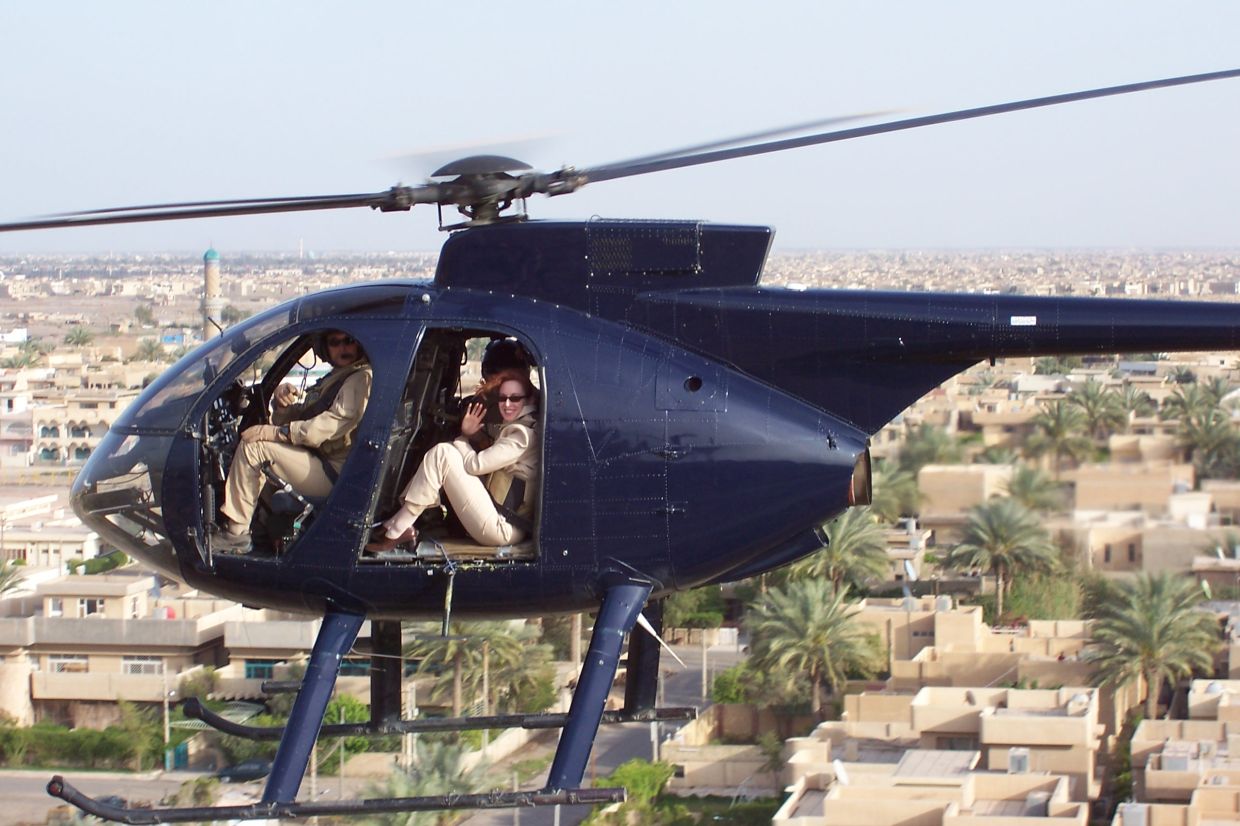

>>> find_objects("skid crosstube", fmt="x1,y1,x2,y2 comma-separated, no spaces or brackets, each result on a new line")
183,695,695,739
48,774,625,825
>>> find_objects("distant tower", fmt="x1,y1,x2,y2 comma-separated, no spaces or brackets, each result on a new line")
202,247,225,340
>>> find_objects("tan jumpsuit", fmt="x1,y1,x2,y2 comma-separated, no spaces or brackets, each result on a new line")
220,364,372,529
382,407,539,546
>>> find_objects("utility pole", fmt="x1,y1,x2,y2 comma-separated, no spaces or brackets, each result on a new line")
700,631,709,702
161,661,175,772
570,613,582,666
482,640,491,749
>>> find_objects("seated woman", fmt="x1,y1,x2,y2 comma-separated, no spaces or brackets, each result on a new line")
367,368,540,552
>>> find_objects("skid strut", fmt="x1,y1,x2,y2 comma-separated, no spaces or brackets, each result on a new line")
546,577,653,791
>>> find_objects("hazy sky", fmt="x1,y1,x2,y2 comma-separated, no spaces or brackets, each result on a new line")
1,2,1239,254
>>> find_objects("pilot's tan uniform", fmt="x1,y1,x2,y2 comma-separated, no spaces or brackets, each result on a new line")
385,404,539,546
220,364,372,529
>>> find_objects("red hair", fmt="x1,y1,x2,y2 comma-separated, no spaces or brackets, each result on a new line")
480,368,537,404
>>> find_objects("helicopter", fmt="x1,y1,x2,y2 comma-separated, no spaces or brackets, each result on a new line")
2,67,1240,823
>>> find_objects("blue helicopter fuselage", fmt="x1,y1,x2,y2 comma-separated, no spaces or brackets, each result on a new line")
72,219,1240,619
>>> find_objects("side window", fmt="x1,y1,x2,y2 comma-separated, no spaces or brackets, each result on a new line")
365,329,541,564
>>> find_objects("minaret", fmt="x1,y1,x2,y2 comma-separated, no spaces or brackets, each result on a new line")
202,246,224,340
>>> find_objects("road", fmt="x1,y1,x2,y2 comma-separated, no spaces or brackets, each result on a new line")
461,640,744,826
1,769,191,825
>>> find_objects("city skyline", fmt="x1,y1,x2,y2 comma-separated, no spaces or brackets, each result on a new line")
1,3,1239,254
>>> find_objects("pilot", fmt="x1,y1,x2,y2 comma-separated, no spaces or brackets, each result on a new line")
215,330,373,553
366,367,539,552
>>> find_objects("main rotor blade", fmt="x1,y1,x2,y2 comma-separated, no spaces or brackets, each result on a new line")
39,193,383,218
577,67,1240,185
589,111,894,176
0,188,430,233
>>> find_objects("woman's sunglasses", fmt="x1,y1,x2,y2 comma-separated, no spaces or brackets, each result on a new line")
497,394,526,404
327,335,355,347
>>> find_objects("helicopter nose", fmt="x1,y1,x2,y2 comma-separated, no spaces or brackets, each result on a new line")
72,428,182,580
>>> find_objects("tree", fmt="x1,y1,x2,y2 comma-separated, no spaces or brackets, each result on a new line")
134,304,156,326
1086,572,1219,718
0,560,26,596
1025,401,1092,478
1067,380,1126,441
664,588,724,629
1169,366,1198,385
133,339,167,363
1161,383,1213,422
746,579,881,715
1001,465,1065,513
113,700,162,771
870,460,921,523
1202,376,1234,407
788,506,890,594
898,424,962,476
1034,356,1082,376
977,446,1020,465
364,739,489,826
756,731,786,796
941,498,1058,620
1179,410,1240,480
221,305,251,324
405,621,549,716
19,338,50,357
63,327,94,346
1115,383,1156,425
0,351,39,369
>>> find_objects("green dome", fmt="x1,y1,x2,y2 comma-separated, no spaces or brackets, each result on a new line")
203,247,220,262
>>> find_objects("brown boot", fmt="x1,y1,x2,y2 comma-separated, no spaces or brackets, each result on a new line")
365,527,416,554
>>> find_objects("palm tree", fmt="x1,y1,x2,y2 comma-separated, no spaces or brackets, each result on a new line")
1001,465,1065,513
133,339,167,363
1179,410,1240,479
788,506,890,593
1086,572,1219,718
1033,356,1081,376
746,579,880,715
1025,401,1092,478
1067,380,1126,441
404,621,547,716
1,351,39,369
870,460,921,523
941,498,1058,620
0,560,25,596
898,424,962,475
1169,366,1198,385
63,327,95,346
977,446,1021,465
1202,376,1234,407
365,739,489,826
1115,383,1156,426
1161,383,1213,422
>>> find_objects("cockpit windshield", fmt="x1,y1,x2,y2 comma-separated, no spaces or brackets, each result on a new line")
115,308,293,432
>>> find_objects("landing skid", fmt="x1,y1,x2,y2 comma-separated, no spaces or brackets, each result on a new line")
184,696,695,738
48,775,624,824
49,577,675,822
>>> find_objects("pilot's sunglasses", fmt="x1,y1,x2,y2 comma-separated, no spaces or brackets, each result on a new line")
327,335,355,346
497,394,526,403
